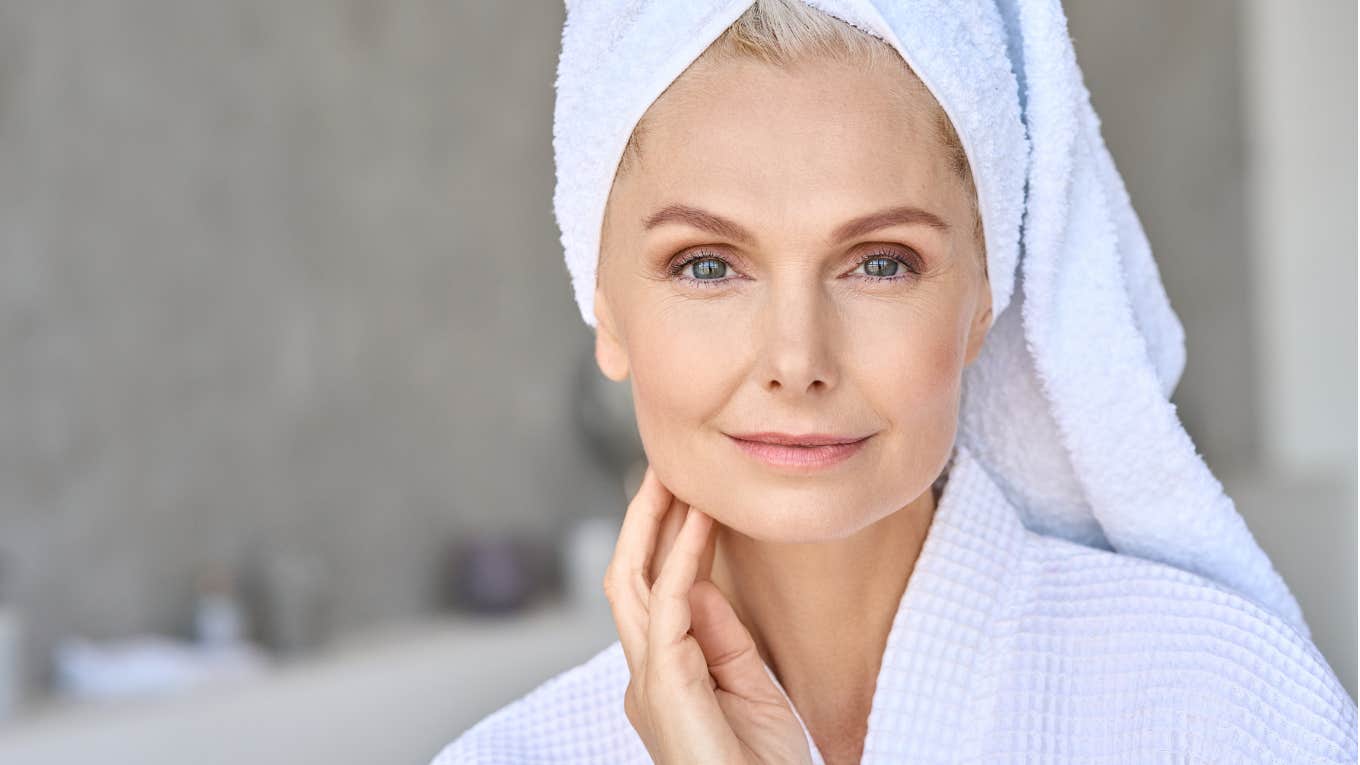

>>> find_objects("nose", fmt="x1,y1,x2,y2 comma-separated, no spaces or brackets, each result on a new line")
754,280,839,395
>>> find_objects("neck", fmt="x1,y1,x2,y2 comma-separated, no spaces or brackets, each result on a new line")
707,481,939,740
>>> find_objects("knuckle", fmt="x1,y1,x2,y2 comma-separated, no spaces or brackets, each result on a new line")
601,566,628,602
649,576,680,604
623,682,643,725
706,642,754,671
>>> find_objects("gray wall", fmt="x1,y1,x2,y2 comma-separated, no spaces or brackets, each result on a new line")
0,1,616,697
0,0,1352,704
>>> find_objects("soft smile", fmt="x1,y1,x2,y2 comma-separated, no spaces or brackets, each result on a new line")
725,431,873,472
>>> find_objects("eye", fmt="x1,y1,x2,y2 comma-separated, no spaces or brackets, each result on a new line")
850,250,920,282
668,251,739,289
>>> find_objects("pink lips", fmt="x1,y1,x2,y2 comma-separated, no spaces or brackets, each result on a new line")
726,431,872,471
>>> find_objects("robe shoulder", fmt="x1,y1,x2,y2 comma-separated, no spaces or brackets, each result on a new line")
427,640,645,765
1012,531,1358,764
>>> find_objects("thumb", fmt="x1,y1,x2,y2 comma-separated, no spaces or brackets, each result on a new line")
687,580,783,704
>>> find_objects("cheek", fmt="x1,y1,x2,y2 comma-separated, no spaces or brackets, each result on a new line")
855,305,966,454
625,311,742,474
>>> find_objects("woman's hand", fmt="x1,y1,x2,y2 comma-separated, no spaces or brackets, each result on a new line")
602,465,814,765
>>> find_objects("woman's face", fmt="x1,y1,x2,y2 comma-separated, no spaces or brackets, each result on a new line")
594,55,992,543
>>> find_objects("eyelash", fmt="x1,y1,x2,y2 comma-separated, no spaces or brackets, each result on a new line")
667,249,921,289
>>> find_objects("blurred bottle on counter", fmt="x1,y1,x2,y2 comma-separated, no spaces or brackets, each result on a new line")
194,564,248,650
239,543,331,657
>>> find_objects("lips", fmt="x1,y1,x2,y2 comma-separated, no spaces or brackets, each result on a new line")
726,432,873,470
727,431,871,447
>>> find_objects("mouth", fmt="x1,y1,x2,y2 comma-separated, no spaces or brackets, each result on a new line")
725,431,874,471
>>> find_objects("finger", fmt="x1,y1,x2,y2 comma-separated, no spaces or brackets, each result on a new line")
648,507,715,658
696,509,717,583
613,465,675,596
688,579,785,705
604,557,647,682
648,495,689,585
604,465,675,678
643,509,751,763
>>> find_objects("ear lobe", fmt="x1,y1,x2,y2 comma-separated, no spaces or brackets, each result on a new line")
593,287,630,382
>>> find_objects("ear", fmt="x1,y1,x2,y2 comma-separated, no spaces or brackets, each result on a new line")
594,284,630,382
963,277,993,367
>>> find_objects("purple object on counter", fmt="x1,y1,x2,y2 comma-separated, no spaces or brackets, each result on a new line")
455,536,533,613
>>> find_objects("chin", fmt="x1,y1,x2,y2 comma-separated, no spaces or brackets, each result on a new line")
709,483,892,544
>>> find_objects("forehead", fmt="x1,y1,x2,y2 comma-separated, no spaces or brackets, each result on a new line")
620,56,958,213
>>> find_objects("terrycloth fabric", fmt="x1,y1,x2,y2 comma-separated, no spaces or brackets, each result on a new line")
430,442,1358,764
551,0,1315,639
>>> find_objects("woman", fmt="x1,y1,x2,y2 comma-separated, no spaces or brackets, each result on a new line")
433,0,1357,762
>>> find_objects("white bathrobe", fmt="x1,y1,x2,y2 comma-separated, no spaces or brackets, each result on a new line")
430,441,1358,764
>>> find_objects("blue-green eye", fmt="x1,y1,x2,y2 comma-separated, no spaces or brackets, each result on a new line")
690,257,727,280
862,256,899,277
668,252,735,289
852,251,920,282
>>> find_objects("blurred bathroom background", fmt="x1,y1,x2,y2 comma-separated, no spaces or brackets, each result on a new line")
0,2,1353,763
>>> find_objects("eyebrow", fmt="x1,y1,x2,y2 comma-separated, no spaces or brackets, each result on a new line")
642,204,757,245
641,203,952,245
